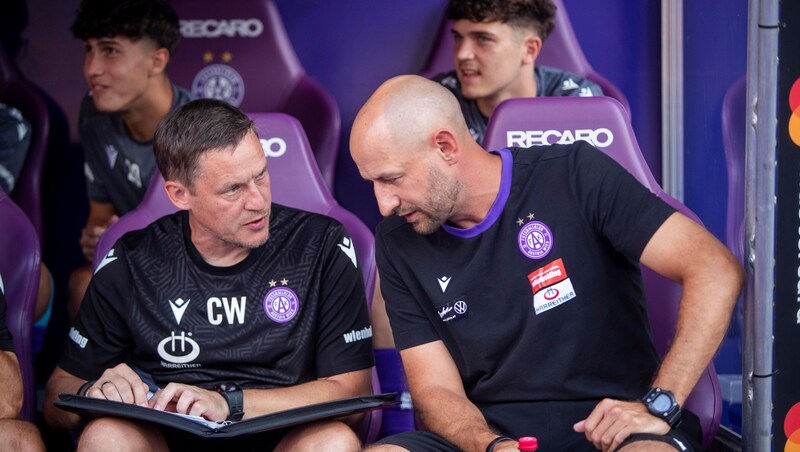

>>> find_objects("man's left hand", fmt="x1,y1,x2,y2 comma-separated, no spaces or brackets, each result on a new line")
148,383,229,422
573,398,670,452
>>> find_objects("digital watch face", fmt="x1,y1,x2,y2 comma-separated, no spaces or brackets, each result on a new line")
652,393,673,412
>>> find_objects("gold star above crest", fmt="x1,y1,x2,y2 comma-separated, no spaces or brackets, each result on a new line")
202,51,214,63
527,212,535,220
268,279,277,288
280,278,289,286
222,51,233,62
517,218,524,226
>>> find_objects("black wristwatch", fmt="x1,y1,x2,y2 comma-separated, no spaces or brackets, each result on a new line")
642,387,682,428
215,382,244,421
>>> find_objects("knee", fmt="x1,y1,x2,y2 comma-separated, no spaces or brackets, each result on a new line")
78,417,166,452
277,421,361,452
0,420,45,452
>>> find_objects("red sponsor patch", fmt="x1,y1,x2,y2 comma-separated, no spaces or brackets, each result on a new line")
528,258,568,294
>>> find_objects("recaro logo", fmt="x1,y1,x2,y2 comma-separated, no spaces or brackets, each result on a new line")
260,137,287,158
180,19,264,38
506,128,614,149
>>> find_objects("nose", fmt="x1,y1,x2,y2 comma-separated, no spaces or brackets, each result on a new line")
455,39,474,62
374,183,400,217
85,51,102,79
244,180,270,212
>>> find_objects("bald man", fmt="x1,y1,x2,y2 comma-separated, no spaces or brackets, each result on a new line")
351,75,743,452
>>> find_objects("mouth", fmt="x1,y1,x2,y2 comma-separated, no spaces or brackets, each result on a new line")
244,215,267,229
90,83,108,94
458,66,480,82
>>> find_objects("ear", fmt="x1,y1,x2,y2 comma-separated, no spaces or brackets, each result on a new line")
522,34,543,65
149,47,170,77
163,179,192,211
433,129,460,165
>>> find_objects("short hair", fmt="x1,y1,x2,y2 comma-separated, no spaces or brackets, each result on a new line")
154,99,257,189
70,0,180,55
447,0,557,42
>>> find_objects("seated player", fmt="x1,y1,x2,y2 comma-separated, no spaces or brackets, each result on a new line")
351,75,743,451
66,0,194,322
433,0,603,143
44,99,374,451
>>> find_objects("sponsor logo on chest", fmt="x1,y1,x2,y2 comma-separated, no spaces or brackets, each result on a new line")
527,258,577,315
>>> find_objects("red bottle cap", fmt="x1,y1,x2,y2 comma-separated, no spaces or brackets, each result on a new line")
518,436,538,451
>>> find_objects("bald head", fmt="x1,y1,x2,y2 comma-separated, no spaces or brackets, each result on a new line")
351,75,472,159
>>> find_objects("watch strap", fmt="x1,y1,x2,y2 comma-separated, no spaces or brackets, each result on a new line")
215,382,244,422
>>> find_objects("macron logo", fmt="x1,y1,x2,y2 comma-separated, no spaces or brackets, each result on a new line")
169,298,190,325
337,237,358,268
437,276,451,293
69,327,88,349
94,249,118,274
343,326,372,344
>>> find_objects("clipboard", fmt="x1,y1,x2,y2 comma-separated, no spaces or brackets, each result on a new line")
56,392,398,438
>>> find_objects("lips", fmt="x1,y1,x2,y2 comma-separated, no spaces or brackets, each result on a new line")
244,216,267,229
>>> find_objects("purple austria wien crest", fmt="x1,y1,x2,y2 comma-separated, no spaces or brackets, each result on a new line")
263,287,299,323
518,221,553,260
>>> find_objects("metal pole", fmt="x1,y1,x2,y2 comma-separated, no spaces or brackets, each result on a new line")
661,0,684,201
743,0,778,449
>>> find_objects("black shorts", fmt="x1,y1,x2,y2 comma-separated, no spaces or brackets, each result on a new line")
376,404,703,452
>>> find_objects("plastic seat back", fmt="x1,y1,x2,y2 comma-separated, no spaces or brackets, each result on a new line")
483,96,721,447
0,188,39,421
0,48,49,240
169,0,341,189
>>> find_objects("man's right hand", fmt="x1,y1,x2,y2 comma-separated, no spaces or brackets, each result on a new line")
79,214,119,263
86,363,151,407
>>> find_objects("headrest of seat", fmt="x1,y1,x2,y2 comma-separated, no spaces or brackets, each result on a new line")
251,112,333,213
483,96,658,190
170,0,303,111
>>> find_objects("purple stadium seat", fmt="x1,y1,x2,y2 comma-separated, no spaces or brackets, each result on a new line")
483,96,721,447
94,112,382,443
419,0,630,115
722,76,746,269
0,188,40,421
0,47,49,241
719,76,746,377
168,0,341,190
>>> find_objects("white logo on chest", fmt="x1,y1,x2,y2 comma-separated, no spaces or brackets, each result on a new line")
169,298,190,325
437,276,451,293
207,296,246,325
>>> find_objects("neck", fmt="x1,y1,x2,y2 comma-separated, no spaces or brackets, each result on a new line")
121,77,174,142
188,216,251,267
448,145,503,229
475,64,537,118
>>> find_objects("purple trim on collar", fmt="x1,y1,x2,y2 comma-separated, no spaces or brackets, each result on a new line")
442,148,512,238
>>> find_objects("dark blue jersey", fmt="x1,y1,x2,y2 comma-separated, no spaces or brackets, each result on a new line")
61,205,374,389
377,143,673,414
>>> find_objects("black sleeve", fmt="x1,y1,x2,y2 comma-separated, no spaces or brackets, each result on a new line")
313,222,375,378
375,223,441,351
59,244,135,380
569,141,675,260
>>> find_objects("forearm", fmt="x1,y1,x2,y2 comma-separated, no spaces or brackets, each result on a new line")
652,255,744,404
0,352,22,419
241,369,371,421
42,371,87,429
412,384,502,451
